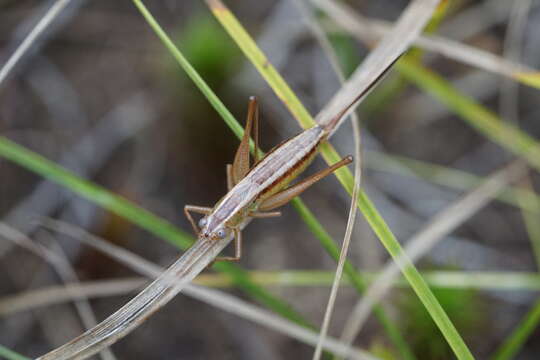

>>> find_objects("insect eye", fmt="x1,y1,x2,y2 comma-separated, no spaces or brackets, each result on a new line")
198,217,207,228
216,228,228,239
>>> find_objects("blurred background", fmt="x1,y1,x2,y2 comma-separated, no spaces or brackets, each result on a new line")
1,0,540,359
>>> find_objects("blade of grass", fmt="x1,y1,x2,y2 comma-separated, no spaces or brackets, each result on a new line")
491,4,540,358
292,2,364,359
4,270,540,317
206,1,475,359
0,0,72,87
491,299,540,360
0,346,30,360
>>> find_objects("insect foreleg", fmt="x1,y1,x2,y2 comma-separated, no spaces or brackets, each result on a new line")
184,205,213,234
215,228,242,262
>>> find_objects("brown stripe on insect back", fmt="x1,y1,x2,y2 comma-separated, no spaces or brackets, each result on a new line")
257,135,322,198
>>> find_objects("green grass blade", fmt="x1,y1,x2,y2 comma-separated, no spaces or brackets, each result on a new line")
491,298,540,360
206,2,474,359
0,137,310,327
0,345,30,360
198,270,540,291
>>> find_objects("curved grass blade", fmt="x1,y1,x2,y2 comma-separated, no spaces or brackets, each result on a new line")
206,1,475,359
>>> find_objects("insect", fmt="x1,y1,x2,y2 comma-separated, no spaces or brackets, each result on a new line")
184,58,398,262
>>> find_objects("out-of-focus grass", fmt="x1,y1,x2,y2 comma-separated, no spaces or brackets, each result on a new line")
397,58,540,171
195,270,540,291
492,181,540,360
491,298,540,360
207,2,474,359
0,345,29,360
366,151,540,213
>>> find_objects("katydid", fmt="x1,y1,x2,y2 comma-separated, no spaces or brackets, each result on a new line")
184,58,398,262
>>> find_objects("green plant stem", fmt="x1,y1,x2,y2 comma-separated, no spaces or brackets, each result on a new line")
491,298,540,360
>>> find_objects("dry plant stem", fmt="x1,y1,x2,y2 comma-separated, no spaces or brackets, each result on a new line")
6,270,540,317
38,218,375,360
313,0,441,133
36,227,241,360
0,0,73,86
291,1,363,359
0,278,146,316
312,0,538,84
340,160,528,346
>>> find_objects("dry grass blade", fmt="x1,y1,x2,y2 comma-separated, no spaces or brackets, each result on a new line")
0,0,73,86
36,221,243,360
0,278,146,316
291,1,363,359
340,160,527,347
313,0,440,133
313,0,540,89
38,218,376,360
5,270,540,317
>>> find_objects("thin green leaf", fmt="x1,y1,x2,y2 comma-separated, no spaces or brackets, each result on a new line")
491,298,540,360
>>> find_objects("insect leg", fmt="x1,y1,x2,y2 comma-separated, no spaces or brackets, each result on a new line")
215,228,242,262
184,205,212,234
226,164,234,191
248,211,282,218
232,96,259,185
258,155,353,211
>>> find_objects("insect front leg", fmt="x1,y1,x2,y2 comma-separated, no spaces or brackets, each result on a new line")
184,205,212,235
215,228,242,262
